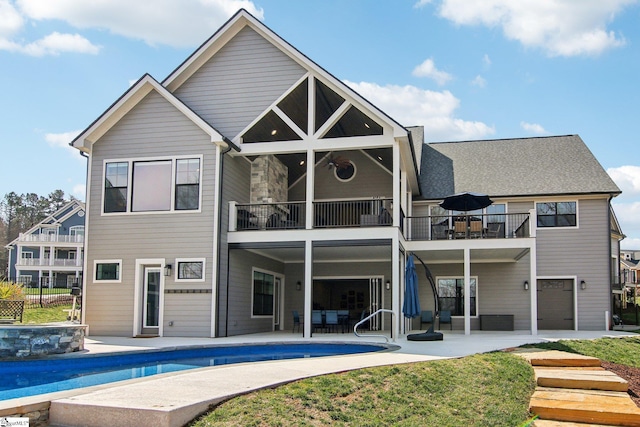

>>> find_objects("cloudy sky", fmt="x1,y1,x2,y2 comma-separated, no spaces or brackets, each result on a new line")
1,0,639,247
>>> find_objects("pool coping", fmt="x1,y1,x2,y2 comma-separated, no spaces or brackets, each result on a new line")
0,340,400,416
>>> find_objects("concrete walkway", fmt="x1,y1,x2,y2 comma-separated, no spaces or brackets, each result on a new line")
2,330,636,427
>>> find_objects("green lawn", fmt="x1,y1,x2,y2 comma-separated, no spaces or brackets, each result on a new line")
189,336,640,427
22,304,73,324
188,352,536,427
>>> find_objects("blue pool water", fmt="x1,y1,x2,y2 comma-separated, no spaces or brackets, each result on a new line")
0,343,384,401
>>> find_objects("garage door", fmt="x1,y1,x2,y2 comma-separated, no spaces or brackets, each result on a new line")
537,279,574,330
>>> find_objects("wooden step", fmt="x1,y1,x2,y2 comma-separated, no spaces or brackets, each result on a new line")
534,367,628,392
512,349,602,367
532,420,617,426
530,387,640,426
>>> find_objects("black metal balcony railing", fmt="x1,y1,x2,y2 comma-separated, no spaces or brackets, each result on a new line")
314,198,392,228
234,198,394,231
405,213,531,241
236,202,306,231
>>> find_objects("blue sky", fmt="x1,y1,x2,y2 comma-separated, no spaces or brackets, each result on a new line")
1,0,639,248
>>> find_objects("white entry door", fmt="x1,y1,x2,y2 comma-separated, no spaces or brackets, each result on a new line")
369,277,382,330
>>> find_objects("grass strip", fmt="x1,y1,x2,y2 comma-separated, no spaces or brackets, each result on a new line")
189,352,535,427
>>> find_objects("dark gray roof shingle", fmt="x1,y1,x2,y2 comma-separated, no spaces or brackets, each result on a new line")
419,135,620,199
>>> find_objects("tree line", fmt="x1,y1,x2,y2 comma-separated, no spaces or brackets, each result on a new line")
0,190,77,276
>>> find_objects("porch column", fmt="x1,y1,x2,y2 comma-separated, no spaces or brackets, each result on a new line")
464,248,471,335
303,239,313,338
305,150,314,230
530,243,538,335
391,239,400,340
392,141,400,227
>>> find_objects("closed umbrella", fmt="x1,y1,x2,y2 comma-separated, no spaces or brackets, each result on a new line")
439,192,493,212
402,256,421,319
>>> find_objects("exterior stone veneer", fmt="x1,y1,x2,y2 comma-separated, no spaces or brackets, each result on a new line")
0,323,86,359
250,154,288,203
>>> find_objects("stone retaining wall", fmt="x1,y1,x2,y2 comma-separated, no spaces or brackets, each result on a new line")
0,324,86,359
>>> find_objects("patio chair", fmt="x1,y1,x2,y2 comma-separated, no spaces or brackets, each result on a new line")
325,310,339,333
486,223,503,238
431,224,448,240
236,209,258,230
292,310,302,333
454,221,467,238
439,310,452,330
469,221,483,238
337,310,350,333
420,310,433,329
311,310,324,333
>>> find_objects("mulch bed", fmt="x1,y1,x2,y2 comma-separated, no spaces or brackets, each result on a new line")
602,361,640,407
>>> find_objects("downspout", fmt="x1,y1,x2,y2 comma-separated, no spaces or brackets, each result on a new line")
214,139,234,338
607,194,614,330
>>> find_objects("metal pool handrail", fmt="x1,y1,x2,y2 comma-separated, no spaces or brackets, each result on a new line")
354,309,395,342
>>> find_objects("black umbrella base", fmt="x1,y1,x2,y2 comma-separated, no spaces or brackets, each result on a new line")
407,325,444,341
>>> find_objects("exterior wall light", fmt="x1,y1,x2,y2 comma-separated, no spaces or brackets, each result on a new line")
164,264,172,277
524,280,529,290
581,280,587,290
296,281,302,291
386,280,391,290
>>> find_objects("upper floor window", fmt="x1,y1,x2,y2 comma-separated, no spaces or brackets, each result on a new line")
69,226,84,237
536,202,576,227
103,157,201,214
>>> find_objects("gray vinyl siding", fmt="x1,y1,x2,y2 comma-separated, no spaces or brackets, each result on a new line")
226,249,284,336
163,293,212,337
289,150,393,200
417,259,531,331
217,155,251,336
536,198,611,329
85,90,217,336
174,26,306,140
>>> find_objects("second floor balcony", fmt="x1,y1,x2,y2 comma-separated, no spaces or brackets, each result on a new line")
17,257,83,267
232,198,394,231
18,233,84,244
230,199,532,241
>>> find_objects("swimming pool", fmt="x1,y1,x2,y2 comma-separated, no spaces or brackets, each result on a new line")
0,342,386,400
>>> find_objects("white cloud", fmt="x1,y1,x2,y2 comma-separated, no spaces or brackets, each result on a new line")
414,0,433,7
428,0,634,56
412,58,453,86
72,183,86,201
612,200,640,247
1,0,100,55
0,0,23,38
520,121,547,135
482,54,491,67
45,130,82,157
621,237,640,250
345,80,495,141
471,75,486,88
16,0,264,48
608,166,640,197
23,32,99,56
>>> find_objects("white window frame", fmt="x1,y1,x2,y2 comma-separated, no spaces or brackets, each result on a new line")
70,225,85,236
251,267,277,319
436,276,479,318
101,155,203,216
94,259,122,283
175,258,206,282
21,251,33,259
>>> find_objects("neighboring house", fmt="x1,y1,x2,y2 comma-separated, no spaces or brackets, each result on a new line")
70,10,621,338
620,250,639,310
5,200,85,288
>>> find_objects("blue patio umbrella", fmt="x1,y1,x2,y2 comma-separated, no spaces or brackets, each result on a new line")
402,255,421,319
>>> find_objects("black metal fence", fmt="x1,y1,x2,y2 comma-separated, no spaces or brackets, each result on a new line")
7,277,79,309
